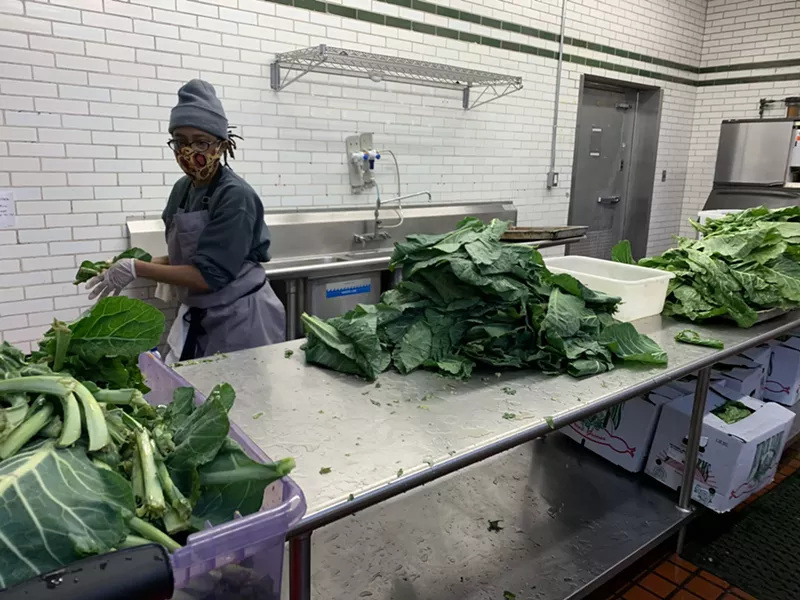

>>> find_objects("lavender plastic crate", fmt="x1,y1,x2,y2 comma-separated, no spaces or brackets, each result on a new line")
138,352,306,600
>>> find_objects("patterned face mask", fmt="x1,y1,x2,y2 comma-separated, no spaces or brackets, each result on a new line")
175,143,224,181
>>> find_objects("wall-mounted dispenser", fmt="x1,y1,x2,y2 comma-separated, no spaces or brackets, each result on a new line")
346,133,381,192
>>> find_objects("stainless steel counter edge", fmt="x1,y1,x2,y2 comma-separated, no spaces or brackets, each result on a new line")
287,311,800,537
264,236,586,280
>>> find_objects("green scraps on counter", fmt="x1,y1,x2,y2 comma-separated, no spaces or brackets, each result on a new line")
301,218,667,380
674,329,725,349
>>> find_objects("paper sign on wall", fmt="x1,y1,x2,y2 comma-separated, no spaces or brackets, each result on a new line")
0,190,15,229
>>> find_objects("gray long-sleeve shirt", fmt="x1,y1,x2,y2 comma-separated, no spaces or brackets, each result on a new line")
162,167,271,291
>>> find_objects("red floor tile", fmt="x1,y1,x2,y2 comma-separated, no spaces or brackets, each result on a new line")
638,572,675,597
655,562,691,585
669,554,698,573
685,574,724,599
622,585,660,600
671,591,703,600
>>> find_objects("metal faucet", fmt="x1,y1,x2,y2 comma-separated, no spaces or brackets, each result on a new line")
353,190,432,247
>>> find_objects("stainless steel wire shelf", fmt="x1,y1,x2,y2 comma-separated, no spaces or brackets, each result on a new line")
269,45,523,110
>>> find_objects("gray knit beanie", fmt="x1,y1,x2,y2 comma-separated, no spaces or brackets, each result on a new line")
168,79,228,140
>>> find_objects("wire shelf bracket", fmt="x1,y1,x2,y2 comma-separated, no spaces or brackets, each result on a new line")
270,45,523,110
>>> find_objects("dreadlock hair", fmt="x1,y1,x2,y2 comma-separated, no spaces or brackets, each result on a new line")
222,126,243,166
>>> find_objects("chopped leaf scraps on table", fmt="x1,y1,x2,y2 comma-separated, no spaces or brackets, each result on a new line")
675,329,725,349
319,467,332,475
488,519,504,532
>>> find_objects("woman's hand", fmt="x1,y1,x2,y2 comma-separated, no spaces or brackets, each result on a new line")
86,258,137,300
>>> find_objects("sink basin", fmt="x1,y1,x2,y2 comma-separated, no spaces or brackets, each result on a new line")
266,255,349,269
345,249,394,259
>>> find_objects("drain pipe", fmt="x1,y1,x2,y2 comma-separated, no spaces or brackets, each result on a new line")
546,0,568,189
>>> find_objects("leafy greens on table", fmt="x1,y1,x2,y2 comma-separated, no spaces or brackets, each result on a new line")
302,217,667,379
73,247,153,285
612,206,800,328
0,297,294,590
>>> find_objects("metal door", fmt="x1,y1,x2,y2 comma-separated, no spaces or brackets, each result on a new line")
568,85,636,259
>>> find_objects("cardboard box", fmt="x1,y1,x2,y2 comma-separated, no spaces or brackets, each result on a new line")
561,384,687,472
764,337,800,406
712,356,764,400
645,385,794,512
740,344,773,400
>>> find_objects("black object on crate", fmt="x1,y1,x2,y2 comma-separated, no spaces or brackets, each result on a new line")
0,545,174,600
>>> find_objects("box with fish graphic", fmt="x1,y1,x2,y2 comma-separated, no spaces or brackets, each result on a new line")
560,383,687,472
645,385,794,512
740,344,773,399
763,336,800,406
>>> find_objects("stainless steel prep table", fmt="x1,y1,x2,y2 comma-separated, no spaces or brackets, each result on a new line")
171,311,800,600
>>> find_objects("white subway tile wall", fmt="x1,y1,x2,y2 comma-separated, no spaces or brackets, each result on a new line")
0,0,793,349
681,0,800,235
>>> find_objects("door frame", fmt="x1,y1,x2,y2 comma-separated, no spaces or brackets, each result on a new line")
567,75,663,259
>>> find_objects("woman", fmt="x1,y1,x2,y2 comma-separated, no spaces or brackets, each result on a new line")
86,79,286,362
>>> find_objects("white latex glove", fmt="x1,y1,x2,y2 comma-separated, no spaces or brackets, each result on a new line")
86,258,137,301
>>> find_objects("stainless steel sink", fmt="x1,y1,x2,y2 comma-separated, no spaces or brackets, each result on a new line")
267,255,350,269
345,249,394,260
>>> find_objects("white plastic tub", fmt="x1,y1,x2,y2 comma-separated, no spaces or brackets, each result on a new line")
544,256,674,322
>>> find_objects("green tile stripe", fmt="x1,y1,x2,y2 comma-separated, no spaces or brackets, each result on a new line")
373,0,800,78
266,0,800,88
374,0,700,75
700,58,800,74
699,71,800,87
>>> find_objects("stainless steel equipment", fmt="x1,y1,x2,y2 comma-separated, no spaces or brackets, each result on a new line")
703,118,800,211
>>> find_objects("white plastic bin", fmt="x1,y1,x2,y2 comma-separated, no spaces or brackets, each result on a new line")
544,256,674,322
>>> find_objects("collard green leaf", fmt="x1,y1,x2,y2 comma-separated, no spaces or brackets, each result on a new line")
674,329,724,349
0,441,134,589
167,395,230,470
601,323,668,365
163,386,195,425
393,320,433,374
66,297,165,362
194,444,295,527
611,240,635,264
73,248,152,285
541,288,584,339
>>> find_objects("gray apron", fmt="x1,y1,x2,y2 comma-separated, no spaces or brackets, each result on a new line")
166,175,286,359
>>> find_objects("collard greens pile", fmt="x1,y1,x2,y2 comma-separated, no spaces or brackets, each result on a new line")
0,297,293,592
302,218,667,379
613,206,800,328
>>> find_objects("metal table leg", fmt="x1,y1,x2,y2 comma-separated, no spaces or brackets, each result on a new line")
286,279,298,340
676,366,711,553
289,533,312,600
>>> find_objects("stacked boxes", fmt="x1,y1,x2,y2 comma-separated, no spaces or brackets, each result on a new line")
763,336,800,406
712,356,764,400
560,384,687,473
644,385,794,512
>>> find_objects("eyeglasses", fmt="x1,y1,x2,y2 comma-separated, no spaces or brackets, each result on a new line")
167,138,221,153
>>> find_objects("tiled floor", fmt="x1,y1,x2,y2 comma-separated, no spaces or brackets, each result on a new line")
586,440,800,600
